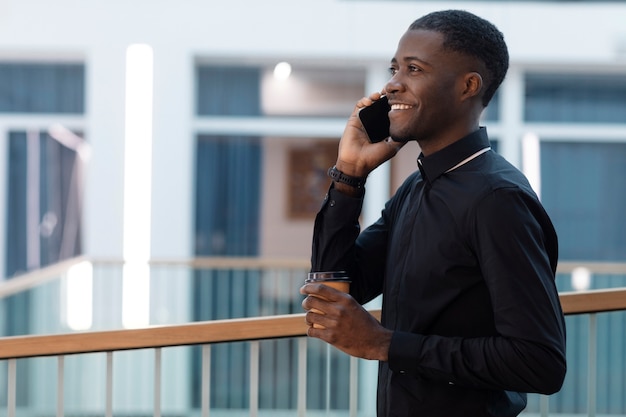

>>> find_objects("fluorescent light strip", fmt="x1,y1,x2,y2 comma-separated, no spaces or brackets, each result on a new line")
122,43,154,329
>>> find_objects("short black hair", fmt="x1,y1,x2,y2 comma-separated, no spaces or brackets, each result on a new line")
409,9,509,107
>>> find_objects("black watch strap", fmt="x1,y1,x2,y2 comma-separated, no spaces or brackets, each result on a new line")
327,165,366,189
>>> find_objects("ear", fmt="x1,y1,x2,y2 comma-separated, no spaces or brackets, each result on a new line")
460,72,483,101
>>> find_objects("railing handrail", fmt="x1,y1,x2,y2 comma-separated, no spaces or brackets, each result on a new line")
0,255,89,299
0,256,312,300
2,256,625,301
1,287,625,361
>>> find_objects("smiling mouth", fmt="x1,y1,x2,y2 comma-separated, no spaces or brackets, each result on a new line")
390,104,414,110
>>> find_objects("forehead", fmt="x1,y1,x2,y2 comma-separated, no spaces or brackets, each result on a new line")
392,29,446,64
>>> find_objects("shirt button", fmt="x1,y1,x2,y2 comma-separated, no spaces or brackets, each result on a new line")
329,199,336,207
399,370,406,374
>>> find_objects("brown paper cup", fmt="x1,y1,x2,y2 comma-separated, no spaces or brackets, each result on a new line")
305,271,351,329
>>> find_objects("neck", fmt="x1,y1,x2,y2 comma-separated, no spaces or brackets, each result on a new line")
418,123,480,157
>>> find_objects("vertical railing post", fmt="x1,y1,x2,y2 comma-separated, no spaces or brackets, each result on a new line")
325,344,331,413
349,356,358,417
588,313,597,417
154,348,162,417
7,358,16,417
539,394,549,417
249,341,259,417
57,356,64,417
106,352,113,417
297,337,307,417
202,345,211,417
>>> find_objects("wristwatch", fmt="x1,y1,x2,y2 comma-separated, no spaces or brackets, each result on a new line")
327,165,366,189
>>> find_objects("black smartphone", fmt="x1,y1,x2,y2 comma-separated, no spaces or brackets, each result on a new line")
358,96,391,143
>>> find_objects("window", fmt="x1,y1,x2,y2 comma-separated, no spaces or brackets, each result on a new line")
541,141,626,261
525,73,626,123
261,66,365,117
2,63,85,341
194,65,262,256
0,63,84,113
481,90,500,122
2,63,86,278
196,66,261,116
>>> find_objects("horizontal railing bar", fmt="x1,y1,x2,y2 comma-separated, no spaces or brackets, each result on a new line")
1,288,625,360
0,255,88,298
3,257,626,302
0,312,317,360
178,257,310,269
0,256,310,300
556,260,626,274
558,287,626,315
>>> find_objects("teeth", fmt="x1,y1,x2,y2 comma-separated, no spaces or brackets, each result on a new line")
391,104,413,110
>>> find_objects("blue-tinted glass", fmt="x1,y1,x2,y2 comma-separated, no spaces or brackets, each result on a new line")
525,74,626,123
194,135,261,256
4,130,83,342
481,90,500,121
489,138,499,153
541,141,626,261
196,66,261,116
0,63,85,113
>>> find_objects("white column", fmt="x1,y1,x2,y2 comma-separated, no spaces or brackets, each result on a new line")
498,65,524,169
149,48,193,260
84,45,127,259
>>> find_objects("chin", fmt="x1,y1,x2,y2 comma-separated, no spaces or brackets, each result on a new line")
389,136,411,143
389,131,415,143
389,126,417,143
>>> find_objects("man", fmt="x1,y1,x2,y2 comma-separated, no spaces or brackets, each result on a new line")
300,9,566,417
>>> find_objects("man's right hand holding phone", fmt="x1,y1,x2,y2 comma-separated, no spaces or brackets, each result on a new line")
332,92,404,196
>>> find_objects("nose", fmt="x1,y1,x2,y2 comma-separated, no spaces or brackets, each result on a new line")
384,73,403,95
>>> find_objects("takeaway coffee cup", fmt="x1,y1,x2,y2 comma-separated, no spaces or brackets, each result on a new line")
305,271,351,292
304,271,351,328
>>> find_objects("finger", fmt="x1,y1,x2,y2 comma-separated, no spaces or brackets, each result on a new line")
368,91,384,101
304,314,323,329
301,283,340,301
357,92,385,109
302,294,328,314
306,312,334,332
307,325,321,338
305,308,326,321
356,96,374,109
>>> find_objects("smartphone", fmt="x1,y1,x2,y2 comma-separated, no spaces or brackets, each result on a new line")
358,96,391,143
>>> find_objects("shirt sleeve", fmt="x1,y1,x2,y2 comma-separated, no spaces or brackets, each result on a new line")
310,183,389,305
310,184,363,272
387,186,567,394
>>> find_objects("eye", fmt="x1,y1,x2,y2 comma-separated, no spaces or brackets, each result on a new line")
388,66,398,76
408,64,422,73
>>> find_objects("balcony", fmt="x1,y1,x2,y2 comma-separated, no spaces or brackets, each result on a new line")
1,257,625,416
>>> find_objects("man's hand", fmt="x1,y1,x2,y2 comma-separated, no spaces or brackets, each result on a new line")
300,283,392,361
335,92,404,179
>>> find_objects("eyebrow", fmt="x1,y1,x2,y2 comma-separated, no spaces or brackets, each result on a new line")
390,56,433,68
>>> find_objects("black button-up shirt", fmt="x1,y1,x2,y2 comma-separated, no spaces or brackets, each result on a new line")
311,128,566,417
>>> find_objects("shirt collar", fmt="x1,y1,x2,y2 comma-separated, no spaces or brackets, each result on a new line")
417,127,491,184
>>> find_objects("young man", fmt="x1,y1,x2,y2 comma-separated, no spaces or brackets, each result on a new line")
301,9,566,417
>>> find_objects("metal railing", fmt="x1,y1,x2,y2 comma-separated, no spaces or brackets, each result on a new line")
1,258,626,417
